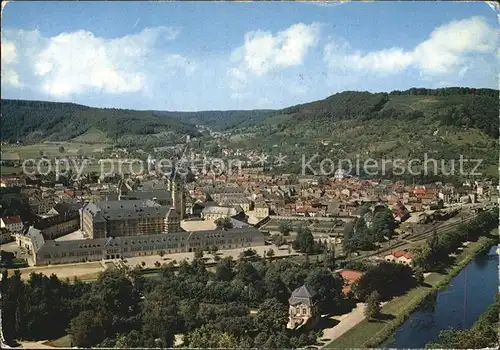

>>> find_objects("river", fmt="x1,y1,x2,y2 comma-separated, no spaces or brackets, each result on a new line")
383,245,499,349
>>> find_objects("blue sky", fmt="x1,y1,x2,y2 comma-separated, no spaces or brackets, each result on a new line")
1,1,499,111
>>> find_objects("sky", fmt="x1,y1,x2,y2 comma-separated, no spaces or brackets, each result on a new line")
1,1,499,111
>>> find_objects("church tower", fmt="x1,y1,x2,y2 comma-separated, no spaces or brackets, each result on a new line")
168,170,185,219
164,208,180,233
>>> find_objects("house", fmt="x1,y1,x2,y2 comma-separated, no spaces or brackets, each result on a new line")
384,249,414,268
287,285,319,329
254,199,269,219
33,211,80,240
392,201,410,223
201,205,241,222
0,216,23,232
336,269,363,295
218,196,252,212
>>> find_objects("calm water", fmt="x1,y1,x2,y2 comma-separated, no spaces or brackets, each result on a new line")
383,245,499,349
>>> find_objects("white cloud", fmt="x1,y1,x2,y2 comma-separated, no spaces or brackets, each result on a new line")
228,22,320,96
1,26,195,97
164,54,198,76
1,40,17,64
1,68,21,88
324,16,499,78
231,22,320,77
1,40,22,87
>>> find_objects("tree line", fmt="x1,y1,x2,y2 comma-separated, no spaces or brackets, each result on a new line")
412,210,498,271
2,251,347,348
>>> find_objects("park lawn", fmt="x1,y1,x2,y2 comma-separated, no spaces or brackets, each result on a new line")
327,284,432,348
44,334,72,348
327,234,496,349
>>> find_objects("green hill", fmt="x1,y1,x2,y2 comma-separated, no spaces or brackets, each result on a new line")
222,88,499,180
0,99,201,146
154,109,274,131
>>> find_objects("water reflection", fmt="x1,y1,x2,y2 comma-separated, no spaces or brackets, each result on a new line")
418,292,437,314
383,246,498,349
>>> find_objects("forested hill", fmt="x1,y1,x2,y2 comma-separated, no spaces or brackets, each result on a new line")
156,87,498,137
0,99,200,144
275,87,499,139
219,87,498,178
2,87,497,147
154,109,274,131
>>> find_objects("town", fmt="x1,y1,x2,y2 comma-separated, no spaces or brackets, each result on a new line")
1,1,499,349
1,144,498,348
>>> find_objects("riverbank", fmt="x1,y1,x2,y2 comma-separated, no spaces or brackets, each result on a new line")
425,292,500,348
326,230,498,348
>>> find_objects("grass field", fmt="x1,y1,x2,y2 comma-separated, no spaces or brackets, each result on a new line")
326,232,497,348
2,141,110,159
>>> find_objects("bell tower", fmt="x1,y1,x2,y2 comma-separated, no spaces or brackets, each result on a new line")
164,208,180,232
168,170,185,219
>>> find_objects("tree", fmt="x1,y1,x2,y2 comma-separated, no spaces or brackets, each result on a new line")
305,267,343,313
323,249,336,270
210,245,219,256
178,299,200,332
272,234,287,248
292,226,316,254
68,310,107,347
235,260,261,286
364,290,381,320
194,249,204,260
263,270,289,304
215,257,235,282
141,289,179,348
412,244,433,271
215,217,234,230
254,332,269,348
255,298,289,332
371,208,397,241
278,221,293,236
58,146,65,154
114,330,141,348
414,266,425,285
427,229,439,254
352,262,414,301
266,248,275,258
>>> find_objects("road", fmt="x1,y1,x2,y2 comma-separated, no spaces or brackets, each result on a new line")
320,303,366,347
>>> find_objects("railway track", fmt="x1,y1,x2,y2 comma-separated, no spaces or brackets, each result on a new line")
347,210,487,262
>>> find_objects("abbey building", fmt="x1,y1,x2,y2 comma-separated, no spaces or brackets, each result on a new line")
81,176,185,238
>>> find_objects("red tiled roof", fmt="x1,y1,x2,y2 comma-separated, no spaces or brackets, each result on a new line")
390,250,414,259
337,269,363,295
2,215,22,225
338,269,363,283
